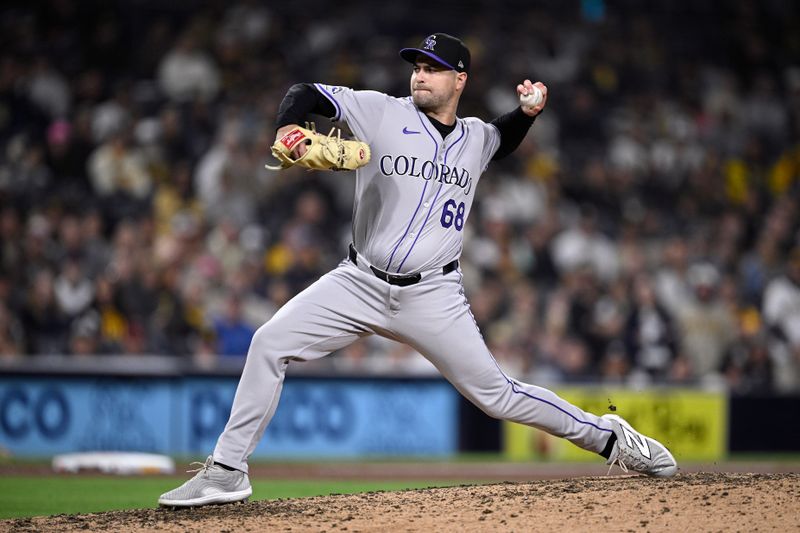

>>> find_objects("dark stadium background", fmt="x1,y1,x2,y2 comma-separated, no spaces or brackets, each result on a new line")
0,0,799,458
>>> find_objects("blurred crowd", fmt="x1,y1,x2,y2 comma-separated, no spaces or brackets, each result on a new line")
0,0,799,393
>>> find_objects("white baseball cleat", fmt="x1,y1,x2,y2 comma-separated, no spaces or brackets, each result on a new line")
602,414,678,478
158,456,252,507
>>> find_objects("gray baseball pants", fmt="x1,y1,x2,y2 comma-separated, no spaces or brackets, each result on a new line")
213,258,613,472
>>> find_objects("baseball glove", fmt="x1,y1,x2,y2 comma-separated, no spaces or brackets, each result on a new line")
266,123,371,171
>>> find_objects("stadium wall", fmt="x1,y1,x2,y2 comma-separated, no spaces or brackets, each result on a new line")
1,357,798,458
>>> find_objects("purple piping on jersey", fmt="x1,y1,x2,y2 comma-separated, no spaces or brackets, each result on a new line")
385,106,440,271
314,83,342,121
385,182,428,271
395,122,466,272
396,182,444,272
443,122,467,162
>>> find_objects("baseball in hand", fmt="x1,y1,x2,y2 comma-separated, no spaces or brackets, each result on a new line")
520,86,543,108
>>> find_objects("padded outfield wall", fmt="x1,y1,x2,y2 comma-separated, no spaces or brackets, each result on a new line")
2,356,796,459
0,372,457,458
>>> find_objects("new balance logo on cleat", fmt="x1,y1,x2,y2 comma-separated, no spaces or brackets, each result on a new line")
602,414,677,477
620,424,651,459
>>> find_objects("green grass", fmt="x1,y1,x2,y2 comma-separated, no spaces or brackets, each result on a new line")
3,452,798,520
0,477,465,520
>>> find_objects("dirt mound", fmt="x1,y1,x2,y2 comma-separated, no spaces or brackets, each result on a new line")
3,473,798,532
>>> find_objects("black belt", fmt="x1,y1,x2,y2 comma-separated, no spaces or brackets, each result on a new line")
348,244,458,287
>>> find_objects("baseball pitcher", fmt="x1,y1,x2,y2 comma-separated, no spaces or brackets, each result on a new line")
159,33,677,508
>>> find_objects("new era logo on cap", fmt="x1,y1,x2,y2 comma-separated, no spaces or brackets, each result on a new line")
399,33,471,73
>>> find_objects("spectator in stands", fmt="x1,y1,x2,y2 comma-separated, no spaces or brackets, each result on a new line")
624,274,679,380
206,217,246,282
88,126,153,222
586,277,629,366
158,32,220,104
739,234,782,307
0,207,23,282
212,294,255,357
0,0,797,395
149,263,200,356
551,205,619,283
80,208,112,278
675,263,737,381
654,236,693,317
1,139,52,211
53,214,85,264
53,256,94,319
91,274,127,353
522,213,560,287
599,340,631,385
762,246,800,391
0,301,24,358
560,265,599,358
68,310,104,357
153,160,203,237
45,119,92,199
556,336,594,383
504,281,542,365
20,214,56,284
194,121,257,226
109,229,158,336
26,56,71,120
20,269,68,355
91,83,133,145
721,309,774,394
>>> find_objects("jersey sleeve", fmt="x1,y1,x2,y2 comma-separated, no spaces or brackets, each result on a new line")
478,121,502,171
313,84,389,144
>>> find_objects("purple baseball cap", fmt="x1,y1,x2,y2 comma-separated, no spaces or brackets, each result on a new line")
400,33,471,73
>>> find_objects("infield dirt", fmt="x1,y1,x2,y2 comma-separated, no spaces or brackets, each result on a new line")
2,472,798,532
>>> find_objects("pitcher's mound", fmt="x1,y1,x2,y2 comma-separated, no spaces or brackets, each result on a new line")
4,473,798,532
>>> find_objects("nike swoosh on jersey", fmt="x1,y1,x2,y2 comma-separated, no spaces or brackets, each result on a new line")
402,127,421,135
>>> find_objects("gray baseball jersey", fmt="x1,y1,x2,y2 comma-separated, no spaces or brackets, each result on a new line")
211,84,615,472
314,83,499,274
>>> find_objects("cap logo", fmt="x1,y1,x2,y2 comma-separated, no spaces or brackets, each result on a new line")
458,60,464,69
423,35,437,51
